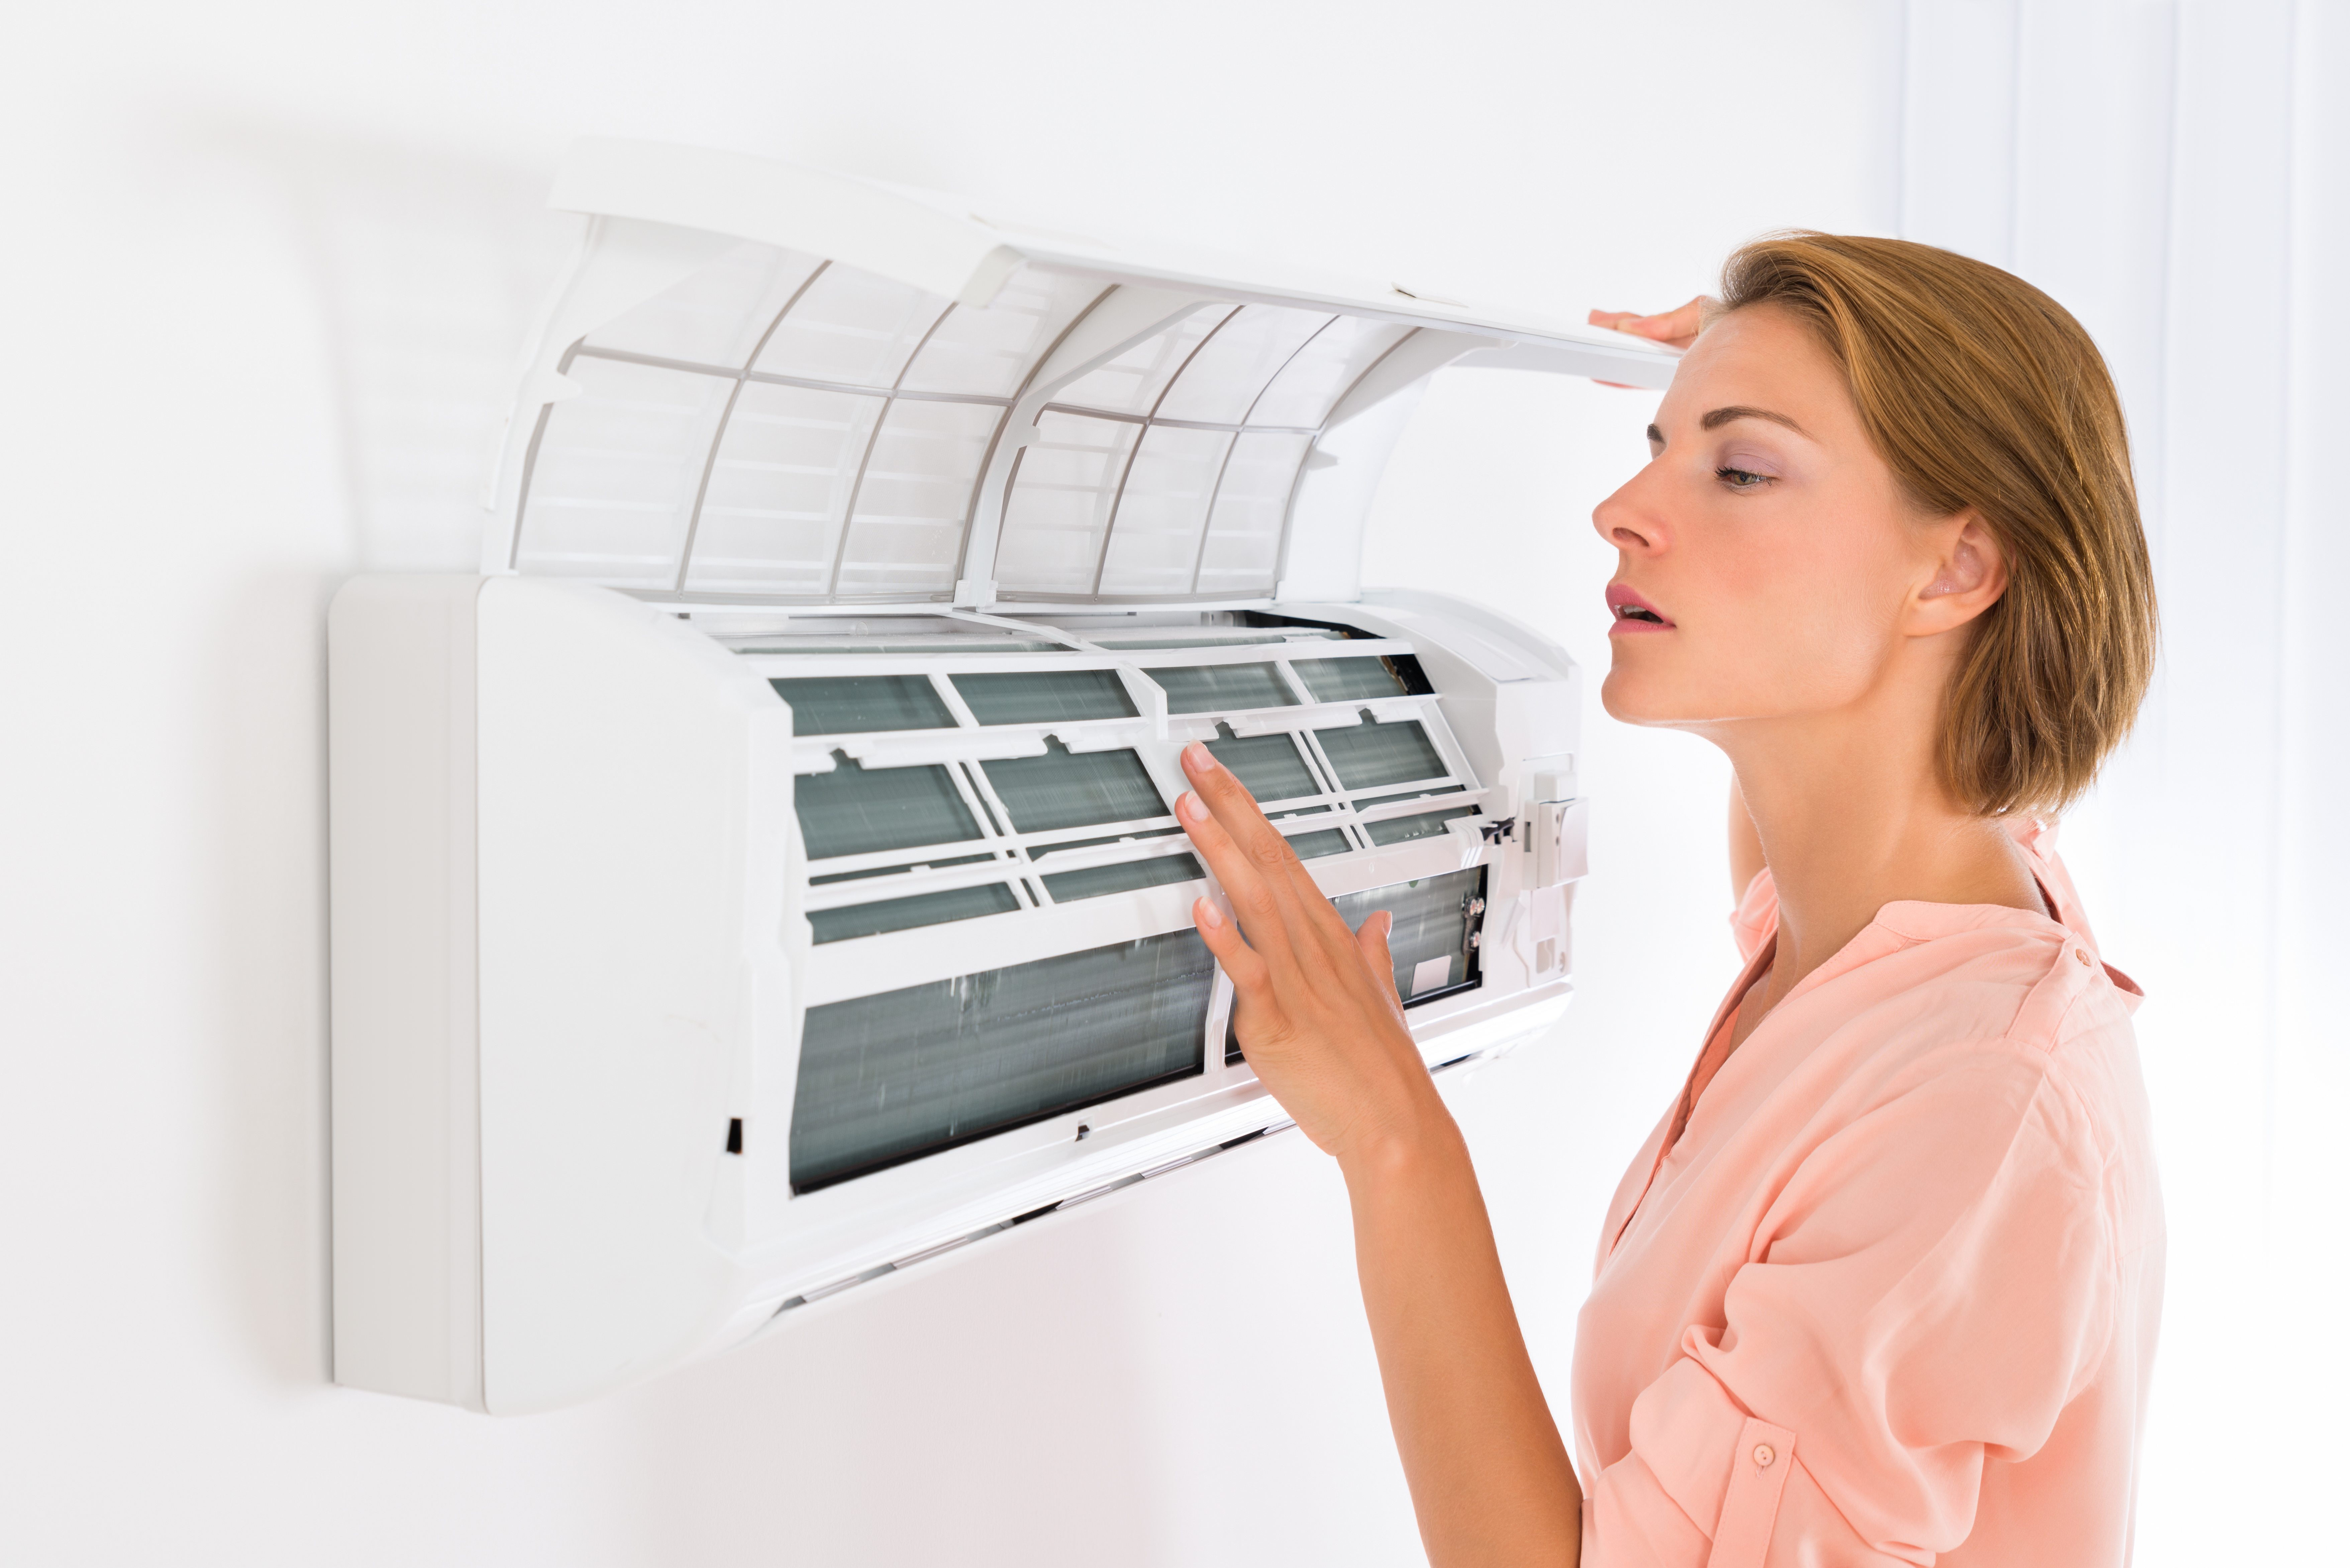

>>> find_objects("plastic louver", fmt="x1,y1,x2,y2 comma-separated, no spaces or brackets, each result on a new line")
770,674,954,735
1314,718,1447,791
1027,828,1183,860
980,741,1166,832
789,929,1216,1191
1151,663,1296,714
951,669,1137,725
810,851,995,886
809,883,1021,943
1355,785,1466,807
796,753,982,859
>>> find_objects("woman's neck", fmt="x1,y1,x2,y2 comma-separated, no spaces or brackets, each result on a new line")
1709,698,2044,1041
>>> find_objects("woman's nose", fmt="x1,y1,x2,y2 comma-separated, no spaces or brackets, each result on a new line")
1592,471,1665,554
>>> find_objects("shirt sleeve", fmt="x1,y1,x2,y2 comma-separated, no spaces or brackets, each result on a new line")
1581,1054,2116,1567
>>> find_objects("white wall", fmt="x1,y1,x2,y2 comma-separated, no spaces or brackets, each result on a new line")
0,4,1906,1563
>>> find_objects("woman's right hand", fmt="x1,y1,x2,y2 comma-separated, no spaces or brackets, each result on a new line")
1588,296,1709,351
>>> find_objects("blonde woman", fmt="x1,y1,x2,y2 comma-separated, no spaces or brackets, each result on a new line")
1172,235,2163,1566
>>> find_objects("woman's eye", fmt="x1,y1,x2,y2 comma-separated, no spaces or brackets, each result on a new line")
1715,465,1772,490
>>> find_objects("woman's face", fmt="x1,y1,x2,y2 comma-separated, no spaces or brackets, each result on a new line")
1591,304,1983,730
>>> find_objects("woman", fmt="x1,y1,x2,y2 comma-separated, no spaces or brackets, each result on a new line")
1170,234,2163,1566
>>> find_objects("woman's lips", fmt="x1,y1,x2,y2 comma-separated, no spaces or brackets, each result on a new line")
1606,583,1675,635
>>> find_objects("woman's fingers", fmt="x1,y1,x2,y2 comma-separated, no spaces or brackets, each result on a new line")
1354,909,1406,1023
1191,895,1267,988
1178,742,1329,929
1178,741,1373,1002
1587,297,1710,350
1175,747,1321,984
1180,741,1296,866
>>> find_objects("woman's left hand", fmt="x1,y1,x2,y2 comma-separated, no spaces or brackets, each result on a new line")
1174,740,1450,1168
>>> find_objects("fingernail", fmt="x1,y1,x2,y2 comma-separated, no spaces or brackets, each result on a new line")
1196,897,1224,930
1183,741,1219,773
1178,791,1209,823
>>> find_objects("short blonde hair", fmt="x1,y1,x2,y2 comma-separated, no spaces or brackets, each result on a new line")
1719,232,2158,816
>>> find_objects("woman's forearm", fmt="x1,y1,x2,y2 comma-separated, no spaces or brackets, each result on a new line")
1340,1095,1583,1568
1166,745,1582,1561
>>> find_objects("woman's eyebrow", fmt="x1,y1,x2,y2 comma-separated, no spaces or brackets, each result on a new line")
1700,404,1810,436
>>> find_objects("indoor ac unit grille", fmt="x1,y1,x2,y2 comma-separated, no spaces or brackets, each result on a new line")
744,628,1486,951
754,617,1497,1194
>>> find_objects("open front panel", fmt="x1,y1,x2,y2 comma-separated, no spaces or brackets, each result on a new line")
508,244,1431,606
515,256,1090,595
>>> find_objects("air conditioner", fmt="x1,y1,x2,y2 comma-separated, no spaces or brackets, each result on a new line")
327,138,1674,1414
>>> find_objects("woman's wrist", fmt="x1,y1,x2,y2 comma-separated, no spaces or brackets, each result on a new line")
1333,1081,1472,1193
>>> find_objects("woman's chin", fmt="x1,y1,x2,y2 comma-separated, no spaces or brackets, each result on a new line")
1598,667,1672,724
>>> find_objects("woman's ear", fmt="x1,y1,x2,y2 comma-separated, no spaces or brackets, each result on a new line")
1909,512,2009,635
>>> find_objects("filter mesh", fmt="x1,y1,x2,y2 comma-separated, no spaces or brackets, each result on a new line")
1286,828,1352,860
1292,656,1411,702
981,741,1166,832
790,929,1214,1190
770,675,954,736
1152,664,1296,714
808,882,1021,944
796,754,982,860
1315,718,1448,791
1205,732,1322,804
1041,854,1206,903
952,669,1137,725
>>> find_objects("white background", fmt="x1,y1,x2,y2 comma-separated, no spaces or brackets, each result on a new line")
0,2,2334,1563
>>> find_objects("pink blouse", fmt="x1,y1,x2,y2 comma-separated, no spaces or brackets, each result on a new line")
1571,821,2164,1565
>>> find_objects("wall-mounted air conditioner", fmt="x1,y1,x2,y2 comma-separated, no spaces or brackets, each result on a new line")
328,138,1675,1414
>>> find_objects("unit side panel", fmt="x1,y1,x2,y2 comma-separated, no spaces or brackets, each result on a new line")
328,574,487,1409
474,579,785,1412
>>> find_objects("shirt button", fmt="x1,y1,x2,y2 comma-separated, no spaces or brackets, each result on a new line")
2075,948,2091,966
1752,1443,1775,1468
